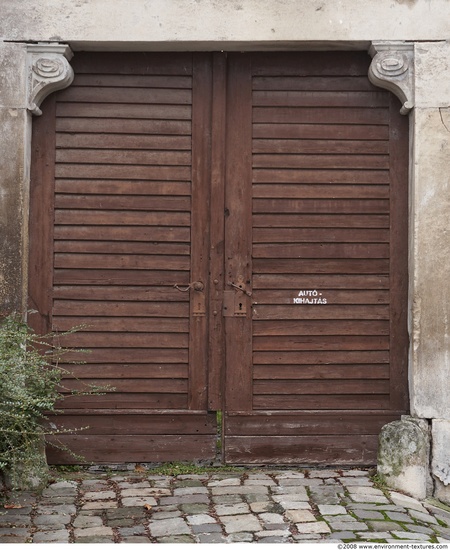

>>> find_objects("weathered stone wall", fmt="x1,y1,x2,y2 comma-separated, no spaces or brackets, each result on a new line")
0,0,449,501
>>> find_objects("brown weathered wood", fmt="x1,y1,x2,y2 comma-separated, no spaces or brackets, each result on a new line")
253,243,389,259
253,185,389,200
253,139,389,155
253,107,389,125
253,335,389,351
62,378,188,394
253,227,389,242
253,123,389,140
208,52,227,411
55,164,191,180
52,317,188,332
224,54,253,412
56,393,188,409
54,226,190,241
56,118,191,135
188,53,212,410
253,350,389,364
56,102,192,120
253,274,389,289
71,74,192,88
254,380,389,395
54,254,190,271
253,395,389,410
53,300,189,317
54,242,190,256
59,87,192,104
253,259,389,274
253,305,389,320
253,154,389,170
54,269,190,286
252,290,389,304
58,332,188,348
254,365,389,379
56,149,191,166
388,94,409,411
253,90,389,108
55,211,190,226
253,169,389,185
53,285,190,301
253,75,377,91
28,95,56,334
65,364,189,379
253,199,389,214
253,319,389,336
57,134,191,150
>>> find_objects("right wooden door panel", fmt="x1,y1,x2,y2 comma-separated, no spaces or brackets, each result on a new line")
223,52,409,464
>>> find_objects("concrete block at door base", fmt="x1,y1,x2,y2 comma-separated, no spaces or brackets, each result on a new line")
377,416,431,501
432,419,450,506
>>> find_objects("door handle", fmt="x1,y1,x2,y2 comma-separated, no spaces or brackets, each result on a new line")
174,281,204,292
227,281,252,297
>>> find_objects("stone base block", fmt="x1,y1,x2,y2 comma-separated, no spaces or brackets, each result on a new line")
432,420,450,505
377,416,431,500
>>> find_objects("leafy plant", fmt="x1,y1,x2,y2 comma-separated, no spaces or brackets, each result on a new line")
0,312,110,489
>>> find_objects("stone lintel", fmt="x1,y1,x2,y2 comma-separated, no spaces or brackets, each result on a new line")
27,43,74,116
369,41,414,115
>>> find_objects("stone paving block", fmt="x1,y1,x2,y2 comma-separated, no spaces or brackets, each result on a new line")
73,515,103,528
105,506,146,519
244,479,276,486
391,531,432,540
438,536,450,542
82,500,118,510
258,512,285,524
293,533,322,540
407,524,435,535
390,491,428,512
212,494,243,505
329,520,369,531
273,499,312,510
228,532,254,542
118,525,147,536
0,535,30,543
250,501,274,513
149,517,191,537
357,531,391,539
156,534,195,543
196,533,228,543
318,505,347,515
245,493,271,503
33,529,70,543
37,504,76,515
221,513,262,533
272,485,308,498
328,530,359,540
215,502,250,516
121,487,170,497
120,536,152,543
34,514,72,527
122,496,157,507
255,529,290,538
0,514,32,526
173,486,208,496
352,509,385,520
177,474,209,480
340,477,374,486
275,471,305,479
179,504,208,515
191,523,222,534
367,520,404,531
208,478,241,487
160,494,209,505
347,486,386,497
342,470,370,476
174,479,204,488
75,525,114,538
348,503,405,512
0,527,29,536
349,494,390,504
385,511,414,522
285,509,316,523
296,521,331,534
186,513,216,525
409,508,438,524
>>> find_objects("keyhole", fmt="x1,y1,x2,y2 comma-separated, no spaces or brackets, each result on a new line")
239,303,243,310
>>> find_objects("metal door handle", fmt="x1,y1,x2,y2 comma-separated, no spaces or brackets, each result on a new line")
174,281,204,292
227,281,252,297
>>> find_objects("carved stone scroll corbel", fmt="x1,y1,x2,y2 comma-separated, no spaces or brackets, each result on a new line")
27,44,74,116
369,41,414,115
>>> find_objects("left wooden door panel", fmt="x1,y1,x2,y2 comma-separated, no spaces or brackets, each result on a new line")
29,53,216,463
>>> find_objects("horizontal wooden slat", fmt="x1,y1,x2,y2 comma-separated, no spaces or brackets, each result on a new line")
253,365,389,380
56,149,191,166
253,139,389,155
53,285,189,301
53,317,188,333
252,184,389,200
252,320,389,336
253,227,389,243
57,134,192,150
56,118,191,135
253,199,389,214
253,274,389,289
253,380,389,394
55,393,188,409
58,332,189,348
252,290,389,305
253,394,389,410
47,412,215,435
55,194,191,211
61,378,188,393
72,74,193,88
54,226,190,242
253,154,389,170
47,435,216,464
253,335,389,350
62,348,188,364
253,243,389,259
61,364,188,379
253,91,389,108
54,253,189,271
59,87,192,104
54,269,190,286
56,103,192,120
252,76,377,92
55,164,191,181
253,305,389,320
53,300,189,317
224,435,378,464
252,259,389,274
253,123,389,140
253,215,389,228
253,107,389,125
55,210,190,226
253,169,389,184
55,180,191,196
54,241,190,256
253,350,389,364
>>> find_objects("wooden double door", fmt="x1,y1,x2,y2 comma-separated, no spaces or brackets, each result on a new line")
29,51,408,465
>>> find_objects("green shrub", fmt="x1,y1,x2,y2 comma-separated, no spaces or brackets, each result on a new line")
0,312,109,489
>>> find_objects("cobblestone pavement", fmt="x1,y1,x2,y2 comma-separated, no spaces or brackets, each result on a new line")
1,468,450,544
